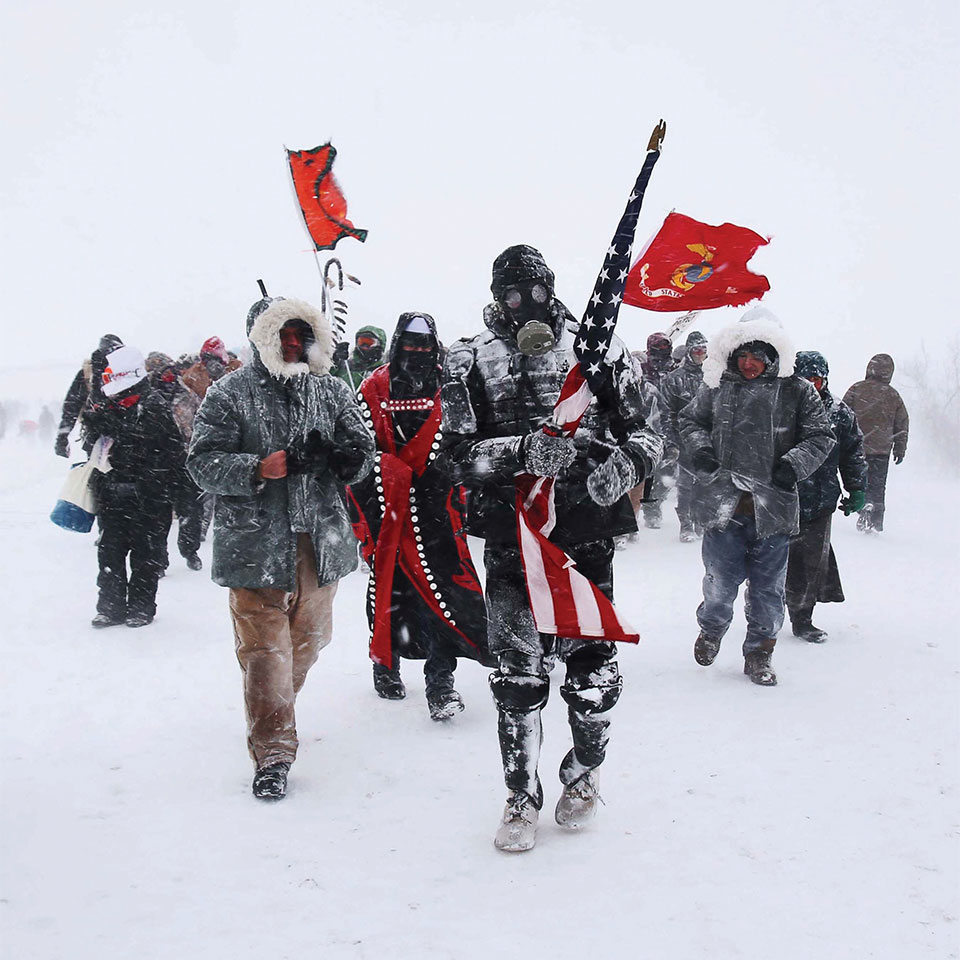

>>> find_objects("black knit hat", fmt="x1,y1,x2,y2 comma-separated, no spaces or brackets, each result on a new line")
795,350,829,379
491,245,555,301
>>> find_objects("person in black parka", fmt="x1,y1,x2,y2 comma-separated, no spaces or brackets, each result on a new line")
55,334,124,458
82,345,184,628
786,351,868,642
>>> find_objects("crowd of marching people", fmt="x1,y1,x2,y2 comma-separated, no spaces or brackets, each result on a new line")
53,248,909,852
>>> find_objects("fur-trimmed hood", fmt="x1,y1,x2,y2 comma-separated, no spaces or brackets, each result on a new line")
246,296,333,380
701,306,796,388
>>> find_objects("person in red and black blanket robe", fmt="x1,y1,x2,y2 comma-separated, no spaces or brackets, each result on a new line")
347,313,494,721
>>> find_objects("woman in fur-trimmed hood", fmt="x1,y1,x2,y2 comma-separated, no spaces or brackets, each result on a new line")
679,307,835,687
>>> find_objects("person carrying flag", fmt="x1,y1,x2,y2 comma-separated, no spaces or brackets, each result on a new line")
440,242,662,852
347,312,493,719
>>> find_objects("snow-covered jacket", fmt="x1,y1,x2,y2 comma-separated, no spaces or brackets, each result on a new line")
440,298,662,546
187,296,375,590
660,355,704,459
841,354,909,459
82,385,184,510
680,310,835,538
797,389,867,524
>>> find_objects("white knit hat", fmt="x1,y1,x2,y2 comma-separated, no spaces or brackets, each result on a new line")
101,345,147,397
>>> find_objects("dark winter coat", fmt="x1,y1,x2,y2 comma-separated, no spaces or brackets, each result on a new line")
440,299,662,547
660,355,705,459
332,325,388,391
797,390,867,523
58,335,125,447
82,386,185,512
348,313,491,668
680,313,835,538
187,296,375,590
841,354,909,459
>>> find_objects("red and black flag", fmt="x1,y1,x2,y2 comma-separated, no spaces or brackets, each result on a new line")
623,212,769,312
286,143,368,251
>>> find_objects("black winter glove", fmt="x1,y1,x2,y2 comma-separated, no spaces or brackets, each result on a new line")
771,459,797,490
893,452,905,465
522,429,577,477
692,448,719,475
54,433,69,458
332,342,350,365
287,430,331,477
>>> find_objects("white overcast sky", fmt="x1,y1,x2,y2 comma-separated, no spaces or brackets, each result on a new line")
2,0,956,393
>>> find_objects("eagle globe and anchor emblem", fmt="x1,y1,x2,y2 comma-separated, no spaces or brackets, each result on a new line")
671,242,715,291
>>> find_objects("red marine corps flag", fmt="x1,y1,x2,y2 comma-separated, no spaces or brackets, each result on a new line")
623,211,769,312
286,143,368,251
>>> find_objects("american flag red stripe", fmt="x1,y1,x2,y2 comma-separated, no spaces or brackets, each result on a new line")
514,363,640,644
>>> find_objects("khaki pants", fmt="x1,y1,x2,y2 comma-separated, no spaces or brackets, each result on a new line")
229,534,338,769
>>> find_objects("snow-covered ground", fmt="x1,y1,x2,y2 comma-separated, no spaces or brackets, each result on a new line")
1,437,957,960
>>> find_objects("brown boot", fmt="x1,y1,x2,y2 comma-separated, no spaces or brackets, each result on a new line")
743,651,777,686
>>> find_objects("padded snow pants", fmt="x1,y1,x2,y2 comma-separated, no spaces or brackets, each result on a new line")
862,454,890,531
697,515,789,657
229,535,338,770
484,540,622,808
96,493,168,620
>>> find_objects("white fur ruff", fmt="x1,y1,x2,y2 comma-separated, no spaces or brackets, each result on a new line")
248,298,333,380
701,307,796,388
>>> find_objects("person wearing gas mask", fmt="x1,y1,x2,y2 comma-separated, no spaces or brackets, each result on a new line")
347,313,493,719
187,292,374,801
660,330,709,541
331,325,388,391
440,244,660,852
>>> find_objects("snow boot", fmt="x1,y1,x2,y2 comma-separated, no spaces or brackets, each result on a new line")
125,612,154,628
91,613,125,628
744,651,777,686
679,524,696,543
555,771,600,830
494,792,540,853
185,553,203,571
373,664,406,700
694,631,721,666
642,503,662,529
792,620,828,643
252,761,290,800
427,689,464,722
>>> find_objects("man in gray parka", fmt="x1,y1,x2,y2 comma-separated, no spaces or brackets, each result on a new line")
680,308,835,686
187,292,374,800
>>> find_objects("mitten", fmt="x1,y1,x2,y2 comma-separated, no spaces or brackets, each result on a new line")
692,447,719,475
523,430,576,477
771,459,797,490
839,489,866,515
586,446,638,507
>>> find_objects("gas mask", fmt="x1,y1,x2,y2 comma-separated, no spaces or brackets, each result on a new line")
499,280,555,357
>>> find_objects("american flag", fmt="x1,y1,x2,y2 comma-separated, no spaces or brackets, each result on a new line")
514,145,663,643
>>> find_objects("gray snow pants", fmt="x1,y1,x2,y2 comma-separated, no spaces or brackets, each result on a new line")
484,540,623,808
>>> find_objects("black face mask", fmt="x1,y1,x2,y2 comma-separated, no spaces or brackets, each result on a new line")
499,280,555,356
356,341,383,363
